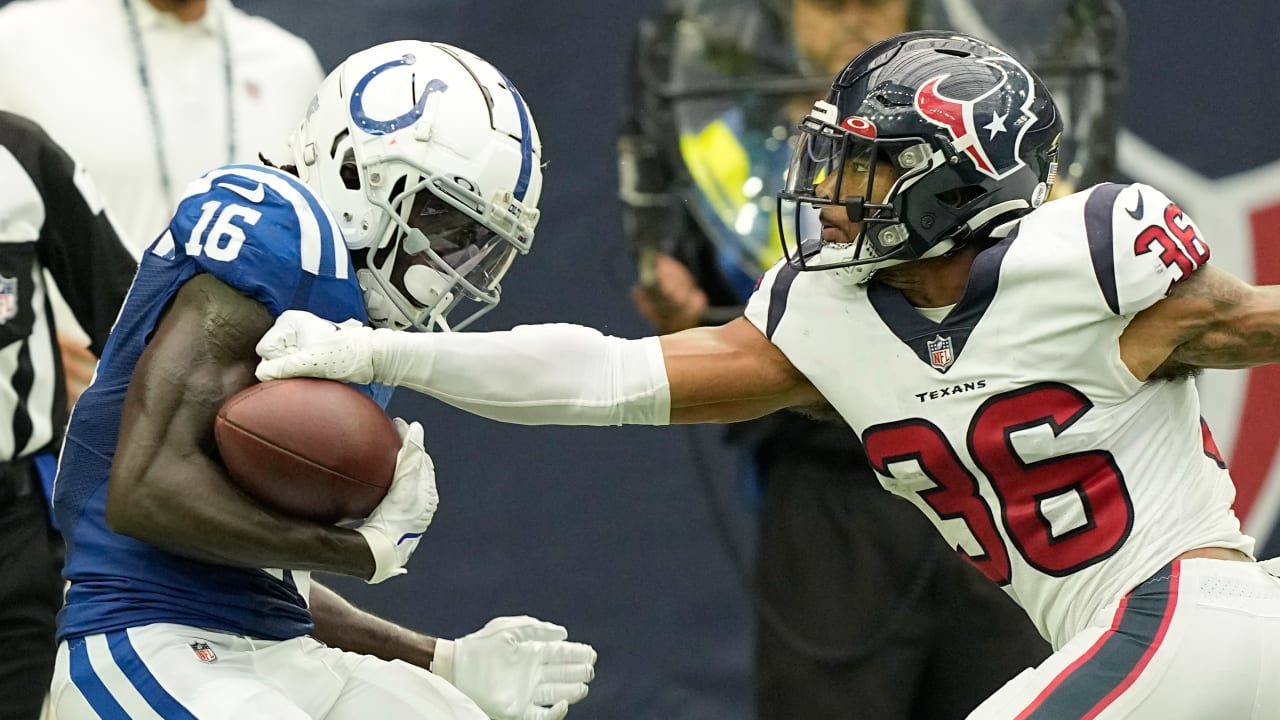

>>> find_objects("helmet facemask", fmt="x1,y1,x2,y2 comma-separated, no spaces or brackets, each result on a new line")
352,168,530,332
291,41,542,333
778,102,942,283
778,32,1065,284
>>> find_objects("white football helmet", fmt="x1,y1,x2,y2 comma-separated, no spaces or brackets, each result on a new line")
289,40,542,331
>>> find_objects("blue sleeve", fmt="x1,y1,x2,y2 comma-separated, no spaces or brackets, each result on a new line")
168,165,369,326
169,166,389,406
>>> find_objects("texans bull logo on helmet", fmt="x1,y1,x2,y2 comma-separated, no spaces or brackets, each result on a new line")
913,55,1039,181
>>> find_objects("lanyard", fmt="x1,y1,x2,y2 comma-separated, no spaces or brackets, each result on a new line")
121,0,235,203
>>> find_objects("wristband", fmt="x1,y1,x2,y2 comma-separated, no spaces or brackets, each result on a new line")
430,638,456,682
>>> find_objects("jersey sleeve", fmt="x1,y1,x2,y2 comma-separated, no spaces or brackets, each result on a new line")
166,165,368,325
1085,182,1210,317
165,165,389,406
744,258,796,341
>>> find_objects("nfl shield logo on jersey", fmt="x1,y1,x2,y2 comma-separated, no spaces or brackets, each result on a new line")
189,641,217,663
928,335,955,371
0,275,17,324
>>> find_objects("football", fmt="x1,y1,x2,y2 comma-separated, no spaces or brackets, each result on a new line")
214,378,400,523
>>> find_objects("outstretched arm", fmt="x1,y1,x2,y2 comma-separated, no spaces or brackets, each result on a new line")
660,318,825,422
1121,264,1280,380
256,313,823,425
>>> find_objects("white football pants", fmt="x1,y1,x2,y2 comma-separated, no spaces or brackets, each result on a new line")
969,558,1280,719
48,623,486,719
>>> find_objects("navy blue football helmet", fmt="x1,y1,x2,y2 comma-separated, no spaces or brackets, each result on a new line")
779,31,1064,282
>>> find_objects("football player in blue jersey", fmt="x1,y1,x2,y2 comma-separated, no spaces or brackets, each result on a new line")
47,40,596,720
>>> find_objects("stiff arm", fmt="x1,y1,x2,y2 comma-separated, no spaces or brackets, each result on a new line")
257,312,824,426
661,317,825,423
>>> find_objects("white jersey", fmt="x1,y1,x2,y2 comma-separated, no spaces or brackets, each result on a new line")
746,182,1254,649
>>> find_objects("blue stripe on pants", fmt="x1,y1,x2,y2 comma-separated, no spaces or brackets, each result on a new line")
106,631,199,719
68,637,130,719
1020,562,1178,719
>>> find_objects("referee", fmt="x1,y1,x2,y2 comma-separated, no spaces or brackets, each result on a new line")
0,111,135,720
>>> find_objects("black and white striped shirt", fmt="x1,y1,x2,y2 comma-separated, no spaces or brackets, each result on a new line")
0,111,135,461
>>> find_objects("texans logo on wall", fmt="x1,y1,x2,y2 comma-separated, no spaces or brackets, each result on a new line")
1121,131,1280,559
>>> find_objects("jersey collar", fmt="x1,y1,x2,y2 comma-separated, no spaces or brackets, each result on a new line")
867,229,1018,374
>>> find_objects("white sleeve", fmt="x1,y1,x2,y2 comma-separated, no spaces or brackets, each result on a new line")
374,323,671,426
744,260,788,338
1090,183,1211,316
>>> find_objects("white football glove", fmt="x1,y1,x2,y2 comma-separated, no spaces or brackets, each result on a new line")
432,616,597,720
354,419,438,583
255,310,378,384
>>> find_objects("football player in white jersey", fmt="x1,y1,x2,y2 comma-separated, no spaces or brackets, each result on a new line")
50,41,596,720
257,31,1280,718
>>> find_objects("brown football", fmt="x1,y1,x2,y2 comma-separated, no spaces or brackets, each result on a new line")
214,378,399,523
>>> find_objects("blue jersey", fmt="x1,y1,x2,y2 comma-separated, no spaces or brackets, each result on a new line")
55,165,389,642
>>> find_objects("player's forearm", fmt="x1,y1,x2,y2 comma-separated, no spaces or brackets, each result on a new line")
1174,284,1280,369
107,452,377,579
106,274,381,579
308,582,436,670
373,323,672,425
1138,265,1280,376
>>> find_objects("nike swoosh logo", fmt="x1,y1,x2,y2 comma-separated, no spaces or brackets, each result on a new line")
1125,188,1144,220
217,181,265,204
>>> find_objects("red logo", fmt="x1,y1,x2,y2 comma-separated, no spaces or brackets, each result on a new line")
927,334,954,372
840,116,877,139
190,641,217,663
913,56,1036,180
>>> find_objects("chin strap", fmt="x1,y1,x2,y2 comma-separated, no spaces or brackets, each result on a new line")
358,270,406,329
358,234,467,332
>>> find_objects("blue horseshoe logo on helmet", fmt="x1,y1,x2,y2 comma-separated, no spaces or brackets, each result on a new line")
350,54,449,136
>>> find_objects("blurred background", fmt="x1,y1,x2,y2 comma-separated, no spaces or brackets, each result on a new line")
6,1,1280,717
